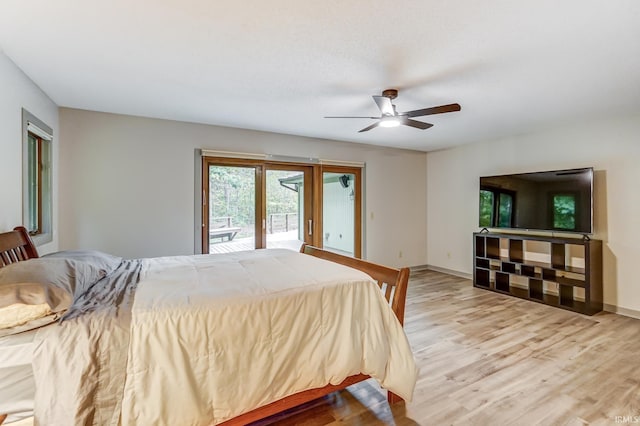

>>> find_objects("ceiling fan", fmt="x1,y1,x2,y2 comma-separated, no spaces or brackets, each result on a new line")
325,89,461,133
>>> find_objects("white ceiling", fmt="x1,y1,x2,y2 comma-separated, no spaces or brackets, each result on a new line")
1,1,639,152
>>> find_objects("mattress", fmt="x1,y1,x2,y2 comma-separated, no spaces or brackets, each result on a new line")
0,328,42,423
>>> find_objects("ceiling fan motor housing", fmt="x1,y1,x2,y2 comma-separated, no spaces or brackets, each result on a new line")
382,89,398,99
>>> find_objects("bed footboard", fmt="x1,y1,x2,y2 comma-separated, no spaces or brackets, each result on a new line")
300,244,410,325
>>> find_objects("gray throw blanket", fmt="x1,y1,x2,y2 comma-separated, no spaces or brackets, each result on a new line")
33,259,143,425
62,259,143,321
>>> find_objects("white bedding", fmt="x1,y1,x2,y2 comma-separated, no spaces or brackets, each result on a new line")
0,328,41,423
33,249,418,425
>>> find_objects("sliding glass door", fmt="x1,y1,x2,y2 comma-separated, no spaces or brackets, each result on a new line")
203,161,261,253
265,165,312,251
202,157,361,257
320,167,362,258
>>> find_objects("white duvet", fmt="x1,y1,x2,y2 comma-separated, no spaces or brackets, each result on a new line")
0,328,41,423
34,249,417,425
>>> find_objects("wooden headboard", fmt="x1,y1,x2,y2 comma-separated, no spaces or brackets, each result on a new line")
300,244,410,325
0,226,39,268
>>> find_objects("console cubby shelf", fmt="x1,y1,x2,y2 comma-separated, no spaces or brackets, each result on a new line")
473,232,603,315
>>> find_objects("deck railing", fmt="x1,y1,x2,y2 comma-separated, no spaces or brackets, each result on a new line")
211,214,298,236
268,212,297,234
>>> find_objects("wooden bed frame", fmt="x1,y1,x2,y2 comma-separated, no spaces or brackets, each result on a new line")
0,226,39,267
0,227,411,425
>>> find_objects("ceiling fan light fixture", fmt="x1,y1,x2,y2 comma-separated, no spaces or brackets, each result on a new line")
325,89,460,133
379,116,401,128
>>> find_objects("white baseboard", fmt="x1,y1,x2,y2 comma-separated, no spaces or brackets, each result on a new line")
412,264,472,280
409,264,430,272
603,304,640,320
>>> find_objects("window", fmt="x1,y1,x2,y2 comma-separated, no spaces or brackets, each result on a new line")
22,109,53,244
479,187,514,228
552,193,577,230
479,190,494,227
497,192,513,227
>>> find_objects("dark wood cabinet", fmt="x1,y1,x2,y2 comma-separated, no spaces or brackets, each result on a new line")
473,232,603,315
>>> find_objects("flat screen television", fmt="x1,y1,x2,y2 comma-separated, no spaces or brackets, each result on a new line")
479,167,593,234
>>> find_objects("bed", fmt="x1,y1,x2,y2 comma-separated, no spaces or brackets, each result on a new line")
0,226,417,425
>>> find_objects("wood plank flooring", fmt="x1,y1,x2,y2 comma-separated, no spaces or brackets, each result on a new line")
256,269,640,425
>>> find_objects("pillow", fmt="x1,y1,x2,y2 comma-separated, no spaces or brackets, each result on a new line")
0,257,111,312
0,302,52,329
44,250,122,276
0,302,59,337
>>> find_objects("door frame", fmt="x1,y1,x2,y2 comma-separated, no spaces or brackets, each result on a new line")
201,156,362,257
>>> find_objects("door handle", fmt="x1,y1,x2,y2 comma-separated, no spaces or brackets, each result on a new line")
308,219,313,236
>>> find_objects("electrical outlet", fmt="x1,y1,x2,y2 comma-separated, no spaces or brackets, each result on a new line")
447,252,451,259
370,212,374,220
399,250,403,258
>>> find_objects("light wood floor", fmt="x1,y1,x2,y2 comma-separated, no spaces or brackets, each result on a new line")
256,269,640,425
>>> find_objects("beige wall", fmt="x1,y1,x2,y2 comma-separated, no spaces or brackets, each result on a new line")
58,108,428,267
0,51,59,253
426,113,640,314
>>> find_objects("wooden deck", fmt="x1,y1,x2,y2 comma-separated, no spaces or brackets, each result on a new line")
252,269,640,425
210,231,303,254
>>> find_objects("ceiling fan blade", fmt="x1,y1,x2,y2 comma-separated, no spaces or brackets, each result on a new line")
324,116,379,119
358,122,381,133
403,103,461,118
372,96,395,116
402,118,434,130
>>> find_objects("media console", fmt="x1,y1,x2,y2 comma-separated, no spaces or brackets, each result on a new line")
473,232,603,315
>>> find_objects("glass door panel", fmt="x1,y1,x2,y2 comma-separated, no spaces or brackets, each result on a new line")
322,172,356,257
265,168,309,251
207,165,256,253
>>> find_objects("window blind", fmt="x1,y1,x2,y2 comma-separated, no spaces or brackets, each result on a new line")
27,121,53,141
